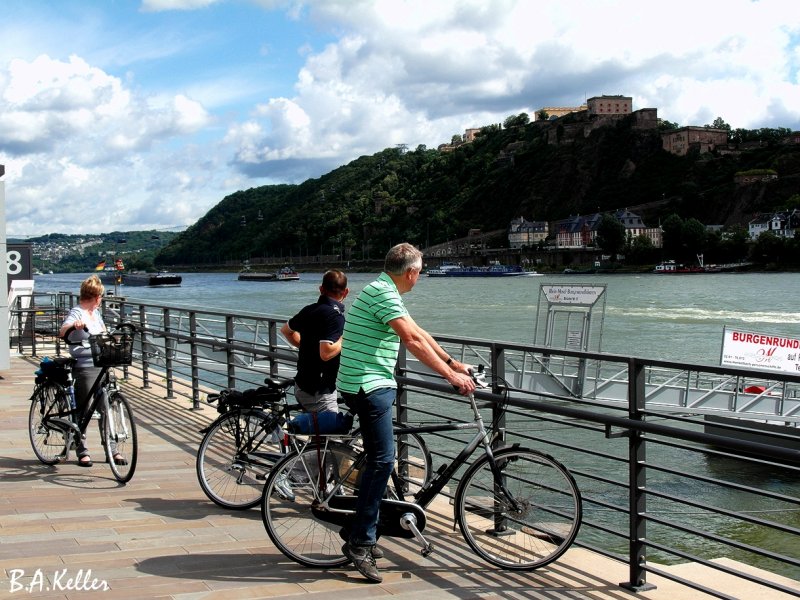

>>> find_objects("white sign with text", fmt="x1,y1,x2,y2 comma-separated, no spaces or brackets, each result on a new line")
720,326,800,373
542,285,605,306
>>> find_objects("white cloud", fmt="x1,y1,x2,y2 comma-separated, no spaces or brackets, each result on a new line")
2,0,799,236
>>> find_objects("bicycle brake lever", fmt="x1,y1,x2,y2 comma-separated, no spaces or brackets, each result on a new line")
471,364,489,389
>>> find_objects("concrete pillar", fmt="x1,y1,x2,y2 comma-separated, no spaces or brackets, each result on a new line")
1,164,9,370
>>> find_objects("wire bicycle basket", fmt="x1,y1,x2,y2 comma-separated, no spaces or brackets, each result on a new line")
89,331,134,367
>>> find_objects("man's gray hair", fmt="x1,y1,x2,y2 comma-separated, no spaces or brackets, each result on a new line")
384,243,423,275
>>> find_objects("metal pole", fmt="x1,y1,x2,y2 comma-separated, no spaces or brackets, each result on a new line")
621,357,656,592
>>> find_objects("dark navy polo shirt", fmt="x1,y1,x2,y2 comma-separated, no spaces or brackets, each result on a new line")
288,294,345,395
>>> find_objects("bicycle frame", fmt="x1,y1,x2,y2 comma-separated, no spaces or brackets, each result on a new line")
44,366,118,452
293,389,518,514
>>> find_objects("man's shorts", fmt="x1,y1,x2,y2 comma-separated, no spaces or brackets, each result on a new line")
294,388,339,413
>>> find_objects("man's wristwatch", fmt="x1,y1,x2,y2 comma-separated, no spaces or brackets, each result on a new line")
446,357,453,366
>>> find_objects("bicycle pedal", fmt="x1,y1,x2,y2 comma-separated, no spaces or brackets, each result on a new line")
421,543,434,557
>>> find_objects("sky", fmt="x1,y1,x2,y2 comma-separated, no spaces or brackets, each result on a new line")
1,0,799,237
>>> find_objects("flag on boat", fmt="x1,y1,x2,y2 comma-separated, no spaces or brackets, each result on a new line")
95,260,106,271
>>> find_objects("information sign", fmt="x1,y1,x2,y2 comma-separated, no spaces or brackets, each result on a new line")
720,326,800,374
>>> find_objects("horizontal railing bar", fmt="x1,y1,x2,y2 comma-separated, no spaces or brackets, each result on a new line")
396,375,800,463
644,540,800,598
645,487,800,536
644,512,800,569
643,460,800,507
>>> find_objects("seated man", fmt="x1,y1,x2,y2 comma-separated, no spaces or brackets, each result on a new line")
280,269,349,413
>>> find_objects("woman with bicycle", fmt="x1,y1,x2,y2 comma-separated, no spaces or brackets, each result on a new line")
58,274,125,467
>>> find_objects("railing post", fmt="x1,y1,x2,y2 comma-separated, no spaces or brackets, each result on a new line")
395,345,410,490
621,357,656,592
225,315,236,389
189,311,201,409
268,320,279,378
164,308,175,399
395,345,409,424
139,305,150,389
491,343,507,445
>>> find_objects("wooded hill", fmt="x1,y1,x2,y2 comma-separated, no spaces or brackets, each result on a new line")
157,113,800,267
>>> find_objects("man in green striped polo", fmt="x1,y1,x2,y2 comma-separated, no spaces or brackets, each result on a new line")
337,242,475,583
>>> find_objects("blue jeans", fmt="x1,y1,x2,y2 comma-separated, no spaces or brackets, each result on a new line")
343,387,396,547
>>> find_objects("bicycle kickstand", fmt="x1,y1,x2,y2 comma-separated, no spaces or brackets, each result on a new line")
400,512,434,557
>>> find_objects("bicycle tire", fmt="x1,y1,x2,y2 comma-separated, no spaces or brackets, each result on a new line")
197,409,284,509
349,424,432,499
261,442,357,568
103,392,138,483
455,447,582,570
29,381,70,465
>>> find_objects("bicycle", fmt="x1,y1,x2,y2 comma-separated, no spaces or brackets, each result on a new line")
260,365,582,571
28,322,138,483
196,377,297,510
197,378,433,510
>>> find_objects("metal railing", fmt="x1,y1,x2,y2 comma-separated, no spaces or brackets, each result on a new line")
11,292,800,598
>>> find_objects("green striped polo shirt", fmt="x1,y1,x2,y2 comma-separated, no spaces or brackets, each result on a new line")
336,272,409,394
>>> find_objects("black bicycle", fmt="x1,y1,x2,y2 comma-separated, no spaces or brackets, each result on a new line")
196,377,297,510
197,378,433,510
28,323,138,483
260,366,582,571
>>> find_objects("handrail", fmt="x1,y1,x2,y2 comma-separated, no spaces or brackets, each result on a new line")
9,292,800,597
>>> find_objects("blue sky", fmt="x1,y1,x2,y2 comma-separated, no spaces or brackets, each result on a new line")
1,0,799,236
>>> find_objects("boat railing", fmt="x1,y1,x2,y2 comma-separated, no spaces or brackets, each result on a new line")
9,292,800,597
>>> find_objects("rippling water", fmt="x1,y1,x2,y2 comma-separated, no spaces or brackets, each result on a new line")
37,271,800,366
33,270,800,577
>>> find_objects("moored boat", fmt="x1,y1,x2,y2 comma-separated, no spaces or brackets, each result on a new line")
653,260,705,274
123,270,182,287
238,265,300,282
427,261,531,277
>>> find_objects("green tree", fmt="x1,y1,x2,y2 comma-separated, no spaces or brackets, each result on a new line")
595,213,626,256
660,214,683,258
719,225,750,263
681,218,708,259
751,231,785,265
503,113,530,129
627,234,656,264
536,109,549,121
711,117,731,132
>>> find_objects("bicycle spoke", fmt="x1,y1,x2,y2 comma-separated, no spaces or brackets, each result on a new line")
29,381,69,465
197,410,282,509
105,393,138,483
456,448,581,570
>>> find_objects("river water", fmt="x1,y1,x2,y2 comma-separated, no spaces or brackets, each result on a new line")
33,270,800,578
36,271,800,366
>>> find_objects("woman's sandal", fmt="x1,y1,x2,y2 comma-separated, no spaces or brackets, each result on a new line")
78,455,93,468
112,454,128,466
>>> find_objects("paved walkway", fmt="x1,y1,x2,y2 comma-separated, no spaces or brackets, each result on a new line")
2,353,798,599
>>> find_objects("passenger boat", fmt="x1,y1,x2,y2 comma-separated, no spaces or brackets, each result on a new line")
427,261,533,277
653,260,705,274
238,265,300,282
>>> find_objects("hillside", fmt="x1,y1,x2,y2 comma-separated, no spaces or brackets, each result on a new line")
157,113,800,267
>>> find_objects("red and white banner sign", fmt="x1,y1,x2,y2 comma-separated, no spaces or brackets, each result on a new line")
720,327,800,373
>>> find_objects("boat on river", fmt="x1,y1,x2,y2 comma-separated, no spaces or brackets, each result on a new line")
238,265,300,282
123,271,182,287
653,260,705,274
427,261,537,277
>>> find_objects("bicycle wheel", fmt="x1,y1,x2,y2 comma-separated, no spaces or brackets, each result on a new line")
197,409,284,509
29,381,69,465
349,425,432,499
261,441,358,568
455,447,582,570
103,392,138,483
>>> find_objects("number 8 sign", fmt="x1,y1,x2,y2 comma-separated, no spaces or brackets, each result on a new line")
7,249,22,275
